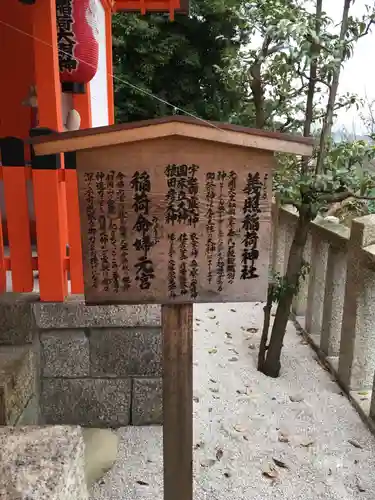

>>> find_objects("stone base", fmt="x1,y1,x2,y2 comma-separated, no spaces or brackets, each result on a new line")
0,426,88,499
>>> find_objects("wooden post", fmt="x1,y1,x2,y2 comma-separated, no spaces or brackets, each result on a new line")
162,304,193,500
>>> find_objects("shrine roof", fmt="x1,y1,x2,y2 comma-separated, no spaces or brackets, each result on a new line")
30,115,315,157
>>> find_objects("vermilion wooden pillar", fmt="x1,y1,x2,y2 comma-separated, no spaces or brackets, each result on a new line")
32,0,68,301
104,2,115,125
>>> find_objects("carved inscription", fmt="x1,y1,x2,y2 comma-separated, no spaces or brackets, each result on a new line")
80,160,271,304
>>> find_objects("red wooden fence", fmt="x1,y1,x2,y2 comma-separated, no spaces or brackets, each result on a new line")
0,134,84,301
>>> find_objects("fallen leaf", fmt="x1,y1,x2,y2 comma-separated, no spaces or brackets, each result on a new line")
273,458,289,469
200,458,216,468
208,308,214,312
229,348,239,354
225,332,233,339
300,439,314,448
278,431,289,444
358,391,368,396
348,439,363,449
216,448,224,461
230,308,236,312
289,394,304,403
247,328,258,333
193,396,200,403
136,480,149,486
208,316,216,320
212,394,220,399
209,378,217,383
216,321,219,326
248,344,256,350
208,348,218,354
208,407,213,413
262,463,279,479
223,471,231,478
356,477,366,492
233,424,246,433
229,356,239,362
209,387,219,393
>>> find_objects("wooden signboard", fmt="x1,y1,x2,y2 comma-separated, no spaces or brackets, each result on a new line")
31,116,314,500
78,147,271,305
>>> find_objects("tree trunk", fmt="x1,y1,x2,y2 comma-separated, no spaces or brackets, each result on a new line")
257,286,273,371
261,210,311,378
316,0,352,173
250,61,266,129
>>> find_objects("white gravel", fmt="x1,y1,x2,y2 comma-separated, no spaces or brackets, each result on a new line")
90,303,375,500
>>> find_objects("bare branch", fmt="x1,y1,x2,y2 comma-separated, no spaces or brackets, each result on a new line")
296,68,331,89
347,18,375,43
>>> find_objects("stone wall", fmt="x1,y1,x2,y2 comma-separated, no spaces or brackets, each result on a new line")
36,298,163,426
0,293,163,427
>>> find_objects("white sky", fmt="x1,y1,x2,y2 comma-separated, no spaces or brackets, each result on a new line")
325,0,375,132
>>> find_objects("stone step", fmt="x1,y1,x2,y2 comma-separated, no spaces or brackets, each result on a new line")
0,345,38,425
0,426,88,499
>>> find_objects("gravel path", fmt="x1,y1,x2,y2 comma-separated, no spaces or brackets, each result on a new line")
91,303,375,500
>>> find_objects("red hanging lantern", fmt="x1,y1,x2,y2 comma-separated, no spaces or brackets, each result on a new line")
56,0,100,93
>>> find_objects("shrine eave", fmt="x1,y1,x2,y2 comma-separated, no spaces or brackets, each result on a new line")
113,0,189,14
30,116,314,157
18,0,189,15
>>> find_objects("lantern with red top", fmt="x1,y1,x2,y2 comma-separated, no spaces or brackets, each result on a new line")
56,0,100,94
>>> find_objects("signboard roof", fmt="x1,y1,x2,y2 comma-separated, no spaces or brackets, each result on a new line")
30,115,314,158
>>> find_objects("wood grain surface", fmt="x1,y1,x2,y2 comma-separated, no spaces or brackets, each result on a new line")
77,136,274,305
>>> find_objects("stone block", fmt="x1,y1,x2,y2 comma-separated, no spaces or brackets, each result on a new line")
0,345,36,425
0,292,38,344
339,215,375,390
41,378,131,426
41,329,89,377
305,235,329,335
0,426,88,500
90,327,162,377
132,378,163,425
34,296,161,329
